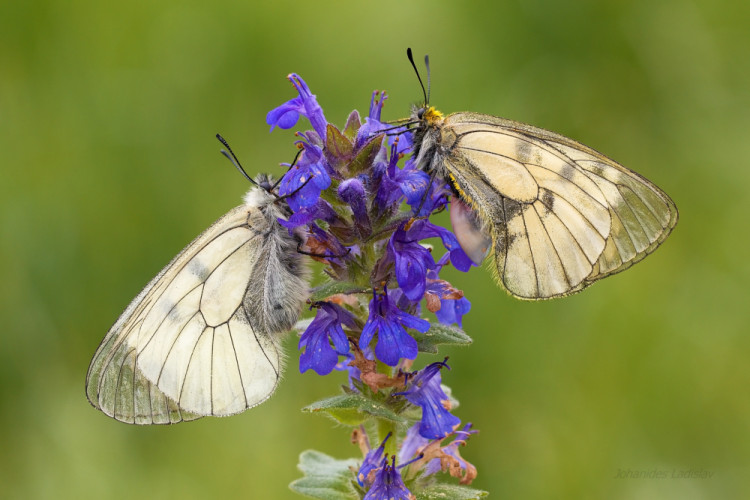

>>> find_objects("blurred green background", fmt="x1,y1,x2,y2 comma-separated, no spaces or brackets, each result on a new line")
2,0,749,498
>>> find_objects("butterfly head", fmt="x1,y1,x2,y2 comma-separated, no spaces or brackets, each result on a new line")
410,103,445,165
416,105,443,126
254,173,277,193
243,173,283,209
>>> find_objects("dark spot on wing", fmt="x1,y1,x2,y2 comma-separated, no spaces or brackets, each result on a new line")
187,259,211,281
504,199,523,219
540,188,556,213
588,162,607,177
515,139,533,163
502,199,523,251
505,232,517,250
560,163,576,181
165,303,183,323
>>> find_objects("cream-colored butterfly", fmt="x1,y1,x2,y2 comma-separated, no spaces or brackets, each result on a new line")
408,49,678,299
86,167,310,424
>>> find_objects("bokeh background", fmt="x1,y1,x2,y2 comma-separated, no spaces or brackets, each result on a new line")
2,1,750,498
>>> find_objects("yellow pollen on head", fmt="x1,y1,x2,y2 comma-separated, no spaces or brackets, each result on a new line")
423,106,444,124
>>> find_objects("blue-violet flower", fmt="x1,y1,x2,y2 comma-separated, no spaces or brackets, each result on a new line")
398,360,460,439
267,73,327,139
358,432,391,487
359,289,429,366
299,302,355,376
363,456,412,500
278,142,332,212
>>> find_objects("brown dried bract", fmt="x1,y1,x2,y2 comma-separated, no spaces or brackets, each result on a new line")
351,426,370,456
301,234,337,264
406,426,478,485
325,293,360,307
424,279,464,313
349,342,408,392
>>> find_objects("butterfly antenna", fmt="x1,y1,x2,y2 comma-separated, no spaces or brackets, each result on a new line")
407,48,428,105
424,54,431,104
216,134,258,186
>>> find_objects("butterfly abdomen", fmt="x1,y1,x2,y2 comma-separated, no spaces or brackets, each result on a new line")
241,201,310,336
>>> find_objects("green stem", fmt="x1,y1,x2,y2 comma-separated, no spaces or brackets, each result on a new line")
377,418,397,457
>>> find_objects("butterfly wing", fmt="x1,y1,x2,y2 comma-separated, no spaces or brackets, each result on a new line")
86,204,294,424
440,112,678,299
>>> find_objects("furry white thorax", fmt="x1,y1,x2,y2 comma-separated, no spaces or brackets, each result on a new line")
243,185,276,208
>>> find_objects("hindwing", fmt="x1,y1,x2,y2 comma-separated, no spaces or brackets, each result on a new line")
440,112,678,299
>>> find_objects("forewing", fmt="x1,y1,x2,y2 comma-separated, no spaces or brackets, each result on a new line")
445,112,677,299
86,205,283,424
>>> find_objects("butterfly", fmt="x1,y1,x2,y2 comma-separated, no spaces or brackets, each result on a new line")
407,49,678,299
85,169,310,424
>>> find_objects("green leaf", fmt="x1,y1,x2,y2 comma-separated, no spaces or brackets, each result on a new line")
415,483,489,499
342,110,362,139
289,450,360,500
348,133,384,174
325,124,354,169
412,322,473,354
303,394,405,426
310,281,369,302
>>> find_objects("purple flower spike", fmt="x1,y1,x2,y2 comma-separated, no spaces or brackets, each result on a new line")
267,73,328,139
355,91,413,154
279,143,332,212
373,156,426,213
398,360,460,439
372,151,403,211
277,198,339,231
357,432,391,487
299,303,356,376
355,91,388,148
288,74,328,139
398,423,430,464
426,254,472,327
399,164,450,218
338,178,371,237
266,97,303,131
363,456,412,500
405,218,475,274
360,289,429,366
369,90,385,122
388,226,436,302
435,297,471,327
387,217,474,303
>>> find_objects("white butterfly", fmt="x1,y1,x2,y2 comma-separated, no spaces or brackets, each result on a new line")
413,109,678,299
86,175,310,424
407,50,678,299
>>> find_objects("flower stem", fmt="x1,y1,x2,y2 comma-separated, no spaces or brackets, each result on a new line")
377,418,397,457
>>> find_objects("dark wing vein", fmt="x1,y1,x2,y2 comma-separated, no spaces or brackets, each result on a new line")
532,202,572,288
226,313,250,410
177,323,209,409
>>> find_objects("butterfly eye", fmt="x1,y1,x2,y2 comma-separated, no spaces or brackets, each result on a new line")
417,107,426,120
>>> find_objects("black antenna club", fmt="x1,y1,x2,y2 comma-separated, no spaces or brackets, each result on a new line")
406,48,428,105
216,134,258,186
